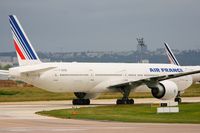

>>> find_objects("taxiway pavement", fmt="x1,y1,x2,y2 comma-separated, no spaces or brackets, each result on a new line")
0,97,200,133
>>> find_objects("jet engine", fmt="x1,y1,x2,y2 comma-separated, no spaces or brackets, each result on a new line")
149,80,178,100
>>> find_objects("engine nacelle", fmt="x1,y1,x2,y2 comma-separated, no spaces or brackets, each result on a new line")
74,92,100,99
150,80,178,100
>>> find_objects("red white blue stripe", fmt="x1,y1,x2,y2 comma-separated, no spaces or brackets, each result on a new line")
9,15,37,60
164,43,180,66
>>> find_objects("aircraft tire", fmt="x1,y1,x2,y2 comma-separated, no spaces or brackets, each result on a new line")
116,99,134,105
175,97,182,103
128,99,134,104
72,99,90,105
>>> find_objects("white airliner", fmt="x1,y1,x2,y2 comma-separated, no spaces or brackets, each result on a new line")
0,15,200,105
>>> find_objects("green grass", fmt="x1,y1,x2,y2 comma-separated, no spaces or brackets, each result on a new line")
37,103,200,124
182,84,200,97
0,83,200,102
0,87,75,102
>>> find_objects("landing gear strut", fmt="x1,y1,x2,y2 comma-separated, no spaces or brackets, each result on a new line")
72,92,90,105
116,87,134,105
174,91,182,103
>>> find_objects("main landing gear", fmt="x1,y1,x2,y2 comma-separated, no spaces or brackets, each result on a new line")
72,92,90,105
73,98,90,105
116,87,134,105
174,91,182,103
116,98,134,104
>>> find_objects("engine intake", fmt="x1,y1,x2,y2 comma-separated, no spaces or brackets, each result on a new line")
150,80,178,100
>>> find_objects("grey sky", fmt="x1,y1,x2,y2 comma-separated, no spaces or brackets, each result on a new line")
0,0,200,52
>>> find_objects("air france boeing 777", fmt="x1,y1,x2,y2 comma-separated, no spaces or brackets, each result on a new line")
0,15,200,105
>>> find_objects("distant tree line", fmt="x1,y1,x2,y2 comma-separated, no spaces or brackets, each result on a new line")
0,49,200,65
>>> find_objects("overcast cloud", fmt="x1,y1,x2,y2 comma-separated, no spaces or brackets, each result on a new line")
0,0,200,52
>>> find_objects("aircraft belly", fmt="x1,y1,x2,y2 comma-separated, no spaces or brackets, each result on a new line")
30,74,97,93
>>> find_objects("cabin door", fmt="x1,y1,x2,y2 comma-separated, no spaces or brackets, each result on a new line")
122,70,128,82
53,69,59,82
89,69,95,82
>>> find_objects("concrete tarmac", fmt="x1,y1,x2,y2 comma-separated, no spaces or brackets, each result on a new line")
0,97,200,133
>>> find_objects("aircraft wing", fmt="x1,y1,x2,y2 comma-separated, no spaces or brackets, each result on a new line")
109,70,200,89
0,70,9,80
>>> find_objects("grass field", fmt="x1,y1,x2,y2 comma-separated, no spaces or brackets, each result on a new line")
0,84,200,102
37,103,200,124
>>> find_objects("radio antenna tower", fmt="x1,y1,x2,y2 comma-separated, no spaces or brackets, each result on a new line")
136,38,147,63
